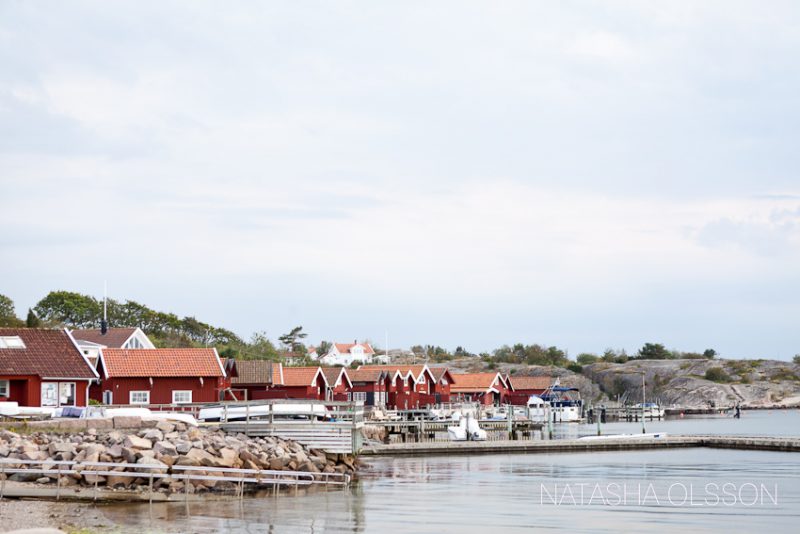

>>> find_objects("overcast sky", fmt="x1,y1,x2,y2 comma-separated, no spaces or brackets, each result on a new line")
1,2,799,359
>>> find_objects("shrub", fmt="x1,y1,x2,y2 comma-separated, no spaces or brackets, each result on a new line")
567,363,583,374
705,367,732,383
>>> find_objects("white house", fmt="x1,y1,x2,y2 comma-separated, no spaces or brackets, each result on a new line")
71,327,155,367
316,342,377,367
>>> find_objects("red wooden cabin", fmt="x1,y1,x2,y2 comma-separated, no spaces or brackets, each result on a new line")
91,348,226,405
321,367,352,401
0,328,98,408
450,372,511,406
347,368,389,406
506,376,553,405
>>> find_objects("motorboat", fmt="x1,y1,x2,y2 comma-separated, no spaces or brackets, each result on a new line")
630,402,666,419
526,395,549,423
541,381,583,423
447,414,487,441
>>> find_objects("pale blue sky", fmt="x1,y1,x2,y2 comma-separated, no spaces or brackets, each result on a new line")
1,2,798,359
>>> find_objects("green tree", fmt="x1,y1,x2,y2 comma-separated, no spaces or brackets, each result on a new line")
0,294,23,326
279,326,307,352
705,367,732,383
637,342,671,360
577,353,599,365
316,340,332,356
33,291,102,328
703,349,717,359
25,309,40,328
793,354,800,365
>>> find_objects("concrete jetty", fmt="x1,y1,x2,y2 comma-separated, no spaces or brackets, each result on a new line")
361,435,800,457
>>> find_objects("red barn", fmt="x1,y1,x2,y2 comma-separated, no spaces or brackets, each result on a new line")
506,376,553,405
92,348,226,405
450,372,511,406
0,328,98,408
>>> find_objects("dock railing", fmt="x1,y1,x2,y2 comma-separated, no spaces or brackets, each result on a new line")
0,458,349,502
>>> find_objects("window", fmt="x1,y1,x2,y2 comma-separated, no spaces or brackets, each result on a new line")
0,336,25,349
41,382,58,407
352,391,367,402
172,390,192,404
130,391,150,404
0,380,8,397
59,383,76,406
441,378,448,385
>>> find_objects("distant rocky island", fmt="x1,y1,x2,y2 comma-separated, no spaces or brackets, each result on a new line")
445,357,800,409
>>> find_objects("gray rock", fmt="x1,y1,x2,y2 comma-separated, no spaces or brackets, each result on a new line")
112,415,142,429
153,441,178,456
124,435,153,450
155,421,175,433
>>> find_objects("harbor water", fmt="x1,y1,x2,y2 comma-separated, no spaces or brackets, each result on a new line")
102,410,800,533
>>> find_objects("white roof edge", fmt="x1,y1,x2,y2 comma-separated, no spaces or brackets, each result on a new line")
64,328,100,379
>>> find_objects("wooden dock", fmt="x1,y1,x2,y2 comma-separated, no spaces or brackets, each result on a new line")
216,400,365,454
360,435,800,456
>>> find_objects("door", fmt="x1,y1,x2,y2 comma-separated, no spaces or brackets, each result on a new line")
59,383,76,406
102,390,113,405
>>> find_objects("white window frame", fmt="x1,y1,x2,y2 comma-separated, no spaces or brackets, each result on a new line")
352,391,367,402
0,380,9,397
41,382,58,407
0,336,25,349
172,390,192,404
59,382,76,407
130,390,150,404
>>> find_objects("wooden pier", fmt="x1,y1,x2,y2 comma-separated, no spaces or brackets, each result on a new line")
370,419,544,444
360,434,800,456
216,399,365,454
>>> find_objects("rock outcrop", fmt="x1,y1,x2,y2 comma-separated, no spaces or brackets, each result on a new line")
583,359,800,408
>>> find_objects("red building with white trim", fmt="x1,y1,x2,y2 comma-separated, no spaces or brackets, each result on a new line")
91,348,227,405
450,372,512,405
0,328,98,407
506,376,552,405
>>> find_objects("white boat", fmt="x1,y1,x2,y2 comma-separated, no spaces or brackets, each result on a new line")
542,383,583,423
526,395,549,423
630,403,665,419
447,415,487,441
197,403,329,422
0,401,55,418
447,417,467,441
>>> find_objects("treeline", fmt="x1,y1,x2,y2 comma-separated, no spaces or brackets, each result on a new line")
0,291,292,362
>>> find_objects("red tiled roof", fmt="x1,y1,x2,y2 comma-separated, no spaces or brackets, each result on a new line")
348,369,386,383
231,360,280,385
71,328,137,348
335,343,375,354
101,348,223,378
358,364,435,383
428,366,454,382
450,372,504,393
321,367,350,387
509,376,552,391
0,328,97,379
281,366,325,387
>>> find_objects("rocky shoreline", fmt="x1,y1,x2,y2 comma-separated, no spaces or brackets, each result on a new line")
0,416,358,497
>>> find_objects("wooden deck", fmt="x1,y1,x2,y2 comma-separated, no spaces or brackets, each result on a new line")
360,434,800,456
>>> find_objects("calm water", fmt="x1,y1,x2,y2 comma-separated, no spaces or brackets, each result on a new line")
103,411,800,533
553,408,800,439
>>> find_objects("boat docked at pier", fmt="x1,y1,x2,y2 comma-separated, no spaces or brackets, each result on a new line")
629,402,666,419
541,380,584,423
